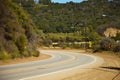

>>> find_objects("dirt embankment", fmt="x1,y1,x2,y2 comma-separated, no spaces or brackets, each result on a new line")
104,28,120,37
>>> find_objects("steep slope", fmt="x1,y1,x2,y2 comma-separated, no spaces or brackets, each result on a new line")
0,0,39,60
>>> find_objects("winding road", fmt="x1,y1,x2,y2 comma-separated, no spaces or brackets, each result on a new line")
0,50,102,80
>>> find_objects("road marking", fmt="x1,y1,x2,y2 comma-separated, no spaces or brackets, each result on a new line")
0,50,100,80
0,53,77,75
19,53,97,80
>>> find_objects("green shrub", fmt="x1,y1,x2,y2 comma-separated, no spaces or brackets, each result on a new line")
11,52,21,59
0,43,4,52
113,43,120,52
0,52,11,61
4,41,19,54
32,51,39,57
0,53,5,60
72,44,81,49
22,50,31,57
100,38,115,51
62,45,67,49
16,34,27,54
92,44,101,53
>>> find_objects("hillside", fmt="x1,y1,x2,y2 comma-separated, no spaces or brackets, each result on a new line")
0,0,39,60
3,0,119,53
21,0,120,52
22,0,120,35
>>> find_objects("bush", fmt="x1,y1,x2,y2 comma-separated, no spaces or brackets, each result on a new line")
11,52,21,59
62,45,67,49
22,50,31,57
0,52,11,61
4,40,19,54
113,43,120,52
92,44,101,53
72,44,81,49
100,38,115,51
0,43,4,52
16,34,27,54
0,53,5,60
27,43,40,57
32,51,39,57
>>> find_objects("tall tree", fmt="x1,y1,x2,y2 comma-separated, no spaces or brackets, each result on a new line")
39,0,51,5
12,0,35,7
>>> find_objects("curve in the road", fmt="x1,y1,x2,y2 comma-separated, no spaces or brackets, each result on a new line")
0,50,102,80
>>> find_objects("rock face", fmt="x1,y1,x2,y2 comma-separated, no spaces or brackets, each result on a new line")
104,28,120,37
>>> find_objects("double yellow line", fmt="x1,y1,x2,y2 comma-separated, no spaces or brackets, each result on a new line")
0,54,78,75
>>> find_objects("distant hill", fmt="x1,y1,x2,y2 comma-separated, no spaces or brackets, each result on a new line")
20,0,120,35
11,0,120,52
0,0,39,60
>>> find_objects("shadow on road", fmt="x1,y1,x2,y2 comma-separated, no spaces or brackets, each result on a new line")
100,66,120,71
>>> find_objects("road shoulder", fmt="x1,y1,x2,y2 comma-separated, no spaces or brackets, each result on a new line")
21,49,104,80
62,50,120,80
0,53,51,66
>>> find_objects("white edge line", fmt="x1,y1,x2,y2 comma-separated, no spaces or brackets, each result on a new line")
19,51,97,80
0,51,55,68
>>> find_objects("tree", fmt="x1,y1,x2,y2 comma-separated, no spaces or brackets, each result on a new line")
39,0,51,5
12,0,35,7
100,38,115,51
87,0,108,2
16,35,27,54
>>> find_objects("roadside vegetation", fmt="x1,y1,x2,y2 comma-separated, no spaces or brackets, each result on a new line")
0,0,39,61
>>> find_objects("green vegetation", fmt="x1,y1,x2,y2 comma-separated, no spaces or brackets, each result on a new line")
39,0,51,5
16,35,27,54
0,0,40,60
0,0,120,61
13,0,119,52
93,37,120,53
22,0,120,34
18,0,120,52
100,38,115,51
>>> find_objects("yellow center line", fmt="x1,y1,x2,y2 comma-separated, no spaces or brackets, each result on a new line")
0,54,78,75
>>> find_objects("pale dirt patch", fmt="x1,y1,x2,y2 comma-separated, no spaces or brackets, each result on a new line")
104,28,120,37
0,53,51,66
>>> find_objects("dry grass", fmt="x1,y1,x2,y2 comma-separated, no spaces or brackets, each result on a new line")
0,53,51,65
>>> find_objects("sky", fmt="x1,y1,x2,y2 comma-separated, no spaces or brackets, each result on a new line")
52,0,84,3
34,0,84,4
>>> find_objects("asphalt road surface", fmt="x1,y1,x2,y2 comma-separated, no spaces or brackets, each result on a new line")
0,50,97,80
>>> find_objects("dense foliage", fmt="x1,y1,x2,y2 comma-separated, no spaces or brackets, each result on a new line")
21,0,120,35
19,0,120,51
0,0,39,60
